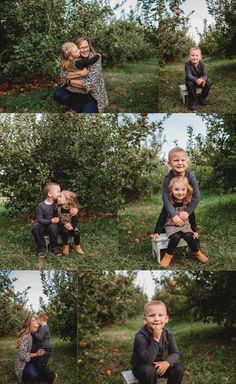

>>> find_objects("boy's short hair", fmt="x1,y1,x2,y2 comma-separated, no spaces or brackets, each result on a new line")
168,147,187,161
144,300,167,316
189,46,202,55
43,182,60,198
37,312,49,322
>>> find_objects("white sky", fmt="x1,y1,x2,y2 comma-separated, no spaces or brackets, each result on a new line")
10,271,48,311
182,0,215,43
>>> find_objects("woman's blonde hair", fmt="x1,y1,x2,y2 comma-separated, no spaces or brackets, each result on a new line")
60,190,78,209
59,42,78,71
169,176,193,204
16,315,37,348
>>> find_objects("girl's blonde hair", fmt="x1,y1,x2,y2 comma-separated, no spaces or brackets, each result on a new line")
17,315,37,348
59,42,78,71
169,176,193,204
60,190,78,209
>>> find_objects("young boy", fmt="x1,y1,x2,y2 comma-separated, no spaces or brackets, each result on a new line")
32,182,62,258
185,47,212,112
33,312,57,384
152,147,207,266
131,300,184,384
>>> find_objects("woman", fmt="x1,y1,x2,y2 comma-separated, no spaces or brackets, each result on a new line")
15,315,44,383
53,36,108,113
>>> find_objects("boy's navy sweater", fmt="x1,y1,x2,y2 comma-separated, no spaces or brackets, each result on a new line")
131,325,180,370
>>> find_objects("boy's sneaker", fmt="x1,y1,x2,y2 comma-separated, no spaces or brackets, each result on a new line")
53,249,63,257
37,250,46,259
52,373,58,383
200,98,208,106
188,104,196,112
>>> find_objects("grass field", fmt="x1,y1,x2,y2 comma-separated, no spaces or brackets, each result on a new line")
0,336,76,384
0,58,158,113
159,57,236,113
118,192,236,270
0,204,118,270
0,192,235,270
79,314,236,384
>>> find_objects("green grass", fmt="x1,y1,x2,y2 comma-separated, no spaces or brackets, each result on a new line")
79,314,236,384
0,192,235,270
0,336,76,384
0,58,157,113
0,207,118,270
118,192,236,270
159,57,236,112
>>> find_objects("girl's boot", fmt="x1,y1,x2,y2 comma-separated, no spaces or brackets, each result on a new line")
63,244,69,255
75,245,84,255
193,250,208,263
160,253,173,268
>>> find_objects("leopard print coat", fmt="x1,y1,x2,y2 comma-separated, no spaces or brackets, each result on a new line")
65,56,108,112
15,333,33,383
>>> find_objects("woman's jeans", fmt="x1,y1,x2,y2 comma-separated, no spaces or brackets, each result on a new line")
22,362,39,382
53,85,98,113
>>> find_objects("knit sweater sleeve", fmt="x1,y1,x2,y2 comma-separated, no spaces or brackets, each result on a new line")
80,57,102,93
134,332,162,363
165,331,180,366
162,175,177,217
186,172,200,214
185,62,197,82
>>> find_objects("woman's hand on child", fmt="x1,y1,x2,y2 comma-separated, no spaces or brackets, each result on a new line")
51,217,59,224
179,211,189,221
70,207,78,216
36,349,45,357
151,234,159,242
153,361,170,376
172,215,184,226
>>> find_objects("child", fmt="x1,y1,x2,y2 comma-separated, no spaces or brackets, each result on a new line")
32,182,62,258
59,42,100,93
185,47,212,112
153,176,208,267
57,190,84,256
161,147,200,227
33,312,57,384
131,300,184,384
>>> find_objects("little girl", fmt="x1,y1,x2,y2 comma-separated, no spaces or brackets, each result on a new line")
59,42,100,93
153,176,208,267
57,190,84,256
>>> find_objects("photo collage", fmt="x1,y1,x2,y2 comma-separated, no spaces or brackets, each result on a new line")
0,1,236,384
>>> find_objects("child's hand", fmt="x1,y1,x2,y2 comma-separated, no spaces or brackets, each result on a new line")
193,232,199,238
70,207,78,216
64,223,73,231
172,215,184,226
153,361,170,376
179,211,189,221
153,325,162,342
196,78,204,85
151,233,159,242
51,217,59,224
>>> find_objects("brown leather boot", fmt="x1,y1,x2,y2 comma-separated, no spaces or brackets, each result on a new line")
63,245,69,255
160,253,173,268
193,250,208,263
75,245,84,255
